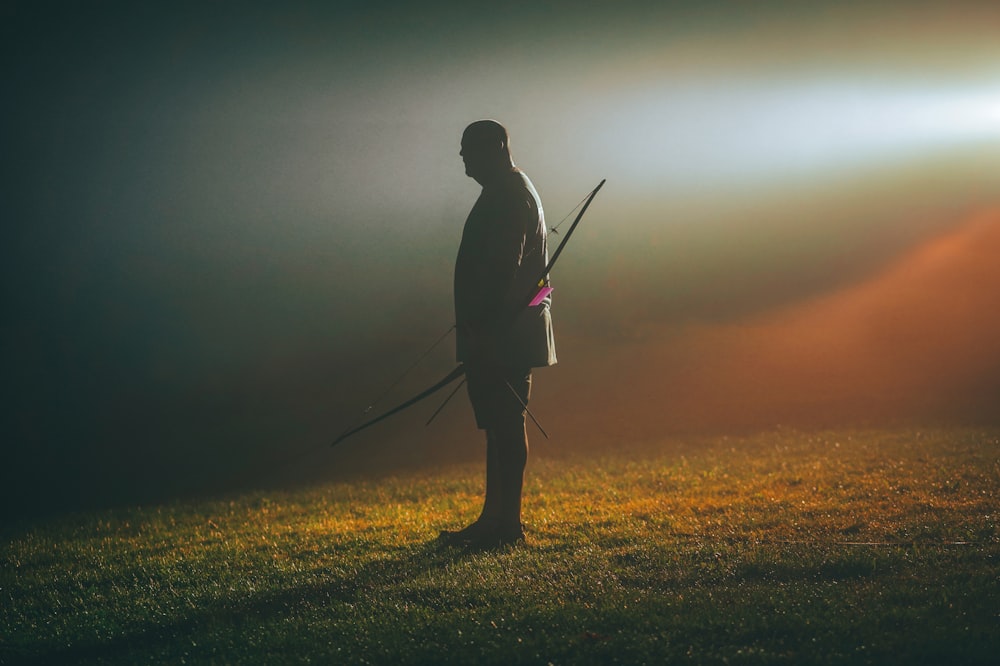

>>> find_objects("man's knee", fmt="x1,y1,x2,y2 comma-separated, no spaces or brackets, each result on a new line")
491,413,526,438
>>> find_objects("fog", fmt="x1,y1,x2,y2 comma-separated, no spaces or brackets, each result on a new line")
4,1,999,519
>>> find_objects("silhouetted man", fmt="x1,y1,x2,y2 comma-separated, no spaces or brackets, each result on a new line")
439,120,556,549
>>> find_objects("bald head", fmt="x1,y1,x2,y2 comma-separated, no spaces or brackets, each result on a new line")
460,119,514,184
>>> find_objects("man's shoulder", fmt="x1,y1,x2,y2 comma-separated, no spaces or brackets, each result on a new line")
491,169,540,210
507,168,535,193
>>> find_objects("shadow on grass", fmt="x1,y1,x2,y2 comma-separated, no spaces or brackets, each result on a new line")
13,539,478,665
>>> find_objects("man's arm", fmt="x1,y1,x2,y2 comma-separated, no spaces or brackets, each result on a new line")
464,194,531,362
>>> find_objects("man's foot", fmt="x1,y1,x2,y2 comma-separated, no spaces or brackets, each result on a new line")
438,519,499,548
499,522,525,546
438,520,525,550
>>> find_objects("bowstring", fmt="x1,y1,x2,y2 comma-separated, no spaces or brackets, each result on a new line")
265,325,456,475
526,183,600,284
357,324,457,418
548,185,599,237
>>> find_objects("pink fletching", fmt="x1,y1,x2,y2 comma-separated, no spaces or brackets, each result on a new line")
528,286,554,307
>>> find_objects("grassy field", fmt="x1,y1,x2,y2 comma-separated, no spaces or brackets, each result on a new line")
3,428,998,665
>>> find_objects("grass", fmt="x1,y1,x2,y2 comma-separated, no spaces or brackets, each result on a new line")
2,428,998,665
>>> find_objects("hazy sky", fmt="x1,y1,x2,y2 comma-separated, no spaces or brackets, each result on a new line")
4,1,1000,517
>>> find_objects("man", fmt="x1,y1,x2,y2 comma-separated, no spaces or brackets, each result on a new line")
440,120,557,549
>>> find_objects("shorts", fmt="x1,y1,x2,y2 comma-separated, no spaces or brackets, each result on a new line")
465,365,532,430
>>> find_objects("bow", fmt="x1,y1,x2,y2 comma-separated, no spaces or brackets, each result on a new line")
332,364,467,446
332,178,606,447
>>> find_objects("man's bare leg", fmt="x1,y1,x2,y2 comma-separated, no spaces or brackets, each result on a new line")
495,419,527,541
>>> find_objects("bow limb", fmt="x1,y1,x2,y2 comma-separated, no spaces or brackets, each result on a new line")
332,364,466,447
519,178,606,311
540,179,605,285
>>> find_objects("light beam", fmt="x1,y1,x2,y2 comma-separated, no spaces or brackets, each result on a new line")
592,76,1000,191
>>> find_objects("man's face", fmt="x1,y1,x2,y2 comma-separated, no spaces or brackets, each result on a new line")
460,131,495,181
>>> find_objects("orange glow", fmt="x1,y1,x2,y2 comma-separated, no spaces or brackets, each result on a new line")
545,209,1000,437
670,209,1000,427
